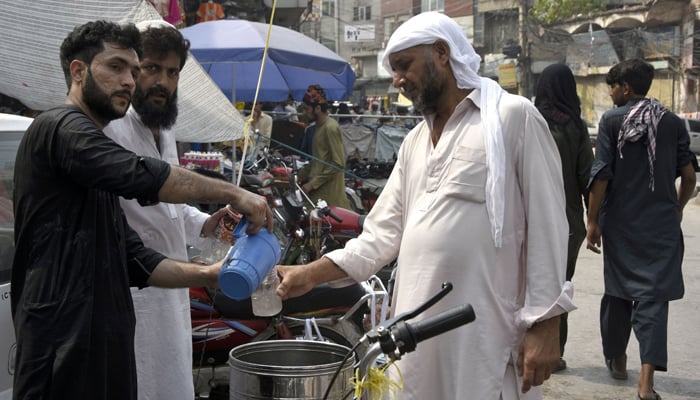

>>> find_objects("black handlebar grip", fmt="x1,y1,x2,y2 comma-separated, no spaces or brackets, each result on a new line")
326,208,343,223
409,304,475,345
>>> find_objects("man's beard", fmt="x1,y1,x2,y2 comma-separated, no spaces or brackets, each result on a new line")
132,85,179,129
83,69,130,123
411,58,443,114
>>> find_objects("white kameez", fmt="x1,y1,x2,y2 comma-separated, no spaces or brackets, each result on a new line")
104,107,209,400
326,91,575,399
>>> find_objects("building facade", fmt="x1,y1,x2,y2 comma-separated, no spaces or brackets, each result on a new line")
261,0,700,119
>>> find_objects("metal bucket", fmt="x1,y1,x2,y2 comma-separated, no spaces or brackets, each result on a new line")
228,340,354,400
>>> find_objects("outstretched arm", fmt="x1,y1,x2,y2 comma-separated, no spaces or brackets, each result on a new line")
159,165,272,233
275,257,348,300
148,258,221,288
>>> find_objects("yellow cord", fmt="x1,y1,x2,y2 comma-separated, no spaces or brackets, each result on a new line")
352,360,404,400
236,0,278,185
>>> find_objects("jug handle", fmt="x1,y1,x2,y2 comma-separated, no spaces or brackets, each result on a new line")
232,216,248,239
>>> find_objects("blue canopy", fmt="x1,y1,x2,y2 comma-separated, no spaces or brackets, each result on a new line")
181,19,356,102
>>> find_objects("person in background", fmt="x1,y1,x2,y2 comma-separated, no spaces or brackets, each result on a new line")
285,96,299,122
103,21,230,400
249,102,273,153
272,99,287,120
586,58,696,400
534,63,593,373
363,100,381,125
11,20,272,399
297,84,351,208
298,119,315,158
276,12,573,400
336,102,353,125
197,0,224,22
273,95,298,122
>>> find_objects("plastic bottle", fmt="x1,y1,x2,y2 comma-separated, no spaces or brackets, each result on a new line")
251,266,283,316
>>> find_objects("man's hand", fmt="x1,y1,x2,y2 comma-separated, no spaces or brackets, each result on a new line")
586,178,607,254
200,206,238,240
275,257,349,300
517,316,560,393
586,221,602,254
275,264,317,300
235,189,274,234
301,182,313,194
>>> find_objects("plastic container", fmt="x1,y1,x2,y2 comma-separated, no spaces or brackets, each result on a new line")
218,217,282,300
251,266,283,316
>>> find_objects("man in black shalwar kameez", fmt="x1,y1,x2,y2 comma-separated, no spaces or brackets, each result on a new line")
586,58,696,400
11,21,272,400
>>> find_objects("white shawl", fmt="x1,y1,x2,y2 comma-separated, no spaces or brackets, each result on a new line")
382,12,507,247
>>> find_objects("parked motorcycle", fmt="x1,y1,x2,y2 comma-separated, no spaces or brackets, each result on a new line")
266,148,397,288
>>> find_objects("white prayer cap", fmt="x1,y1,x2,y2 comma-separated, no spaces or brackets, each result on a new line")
135,19,176,32
382,12,507,248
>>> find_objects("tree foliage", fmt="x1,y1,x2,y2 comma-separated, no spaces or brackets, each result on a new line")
529,0,606,25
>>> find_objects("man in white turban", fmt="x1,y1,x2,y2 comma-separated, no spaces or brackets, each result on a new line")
276,12,574,399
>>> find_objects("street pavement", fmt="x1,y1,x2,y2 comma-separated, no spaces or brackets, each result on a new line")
542,196,700,399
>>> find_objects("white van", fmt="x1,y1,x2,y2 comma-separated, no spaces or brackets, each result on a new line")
0,112,33,399
681,116,700,155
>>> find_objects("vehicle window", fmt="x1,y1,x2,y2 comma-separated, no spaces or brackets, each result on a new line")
0,131,23,283
687,119,700,133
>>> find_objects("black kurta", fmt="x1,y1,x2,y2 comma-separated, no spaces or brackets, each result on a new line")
591,99,693,301
12,106,170,399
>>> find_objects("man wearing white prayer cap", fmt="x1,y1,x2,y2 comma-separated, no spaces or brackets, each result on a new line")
276,12,574,399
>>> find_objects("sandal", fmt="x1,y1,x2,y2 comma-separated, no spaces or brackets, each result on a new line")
605,354,628,380
637,389,662,400
553,357,567,373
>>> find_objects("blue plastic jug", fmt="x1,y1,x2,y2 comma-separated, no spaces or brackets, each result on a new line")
218,217,282,300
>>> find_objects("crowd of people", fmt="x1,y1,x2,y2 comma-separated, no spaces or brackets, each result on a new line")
6,11,696,400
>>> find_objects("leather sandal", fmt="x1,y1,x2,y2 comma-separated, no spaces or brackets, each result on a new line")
637,389,662,400
605,354,628,380
553,357,567,373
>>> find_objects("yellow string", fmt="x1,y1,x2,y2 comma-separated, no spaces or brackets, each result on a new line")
351,360,404,400
236,0,278,185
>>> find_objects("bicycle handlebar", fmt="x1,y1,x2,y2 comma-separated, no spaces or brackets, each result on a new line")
387,304,475,355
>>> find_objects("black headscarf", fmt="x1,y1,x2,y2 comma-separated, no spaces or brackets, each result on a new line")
534,64,584,132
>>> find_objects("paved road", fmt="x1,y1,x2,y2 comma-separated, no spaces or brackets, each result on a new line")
542,197,700,399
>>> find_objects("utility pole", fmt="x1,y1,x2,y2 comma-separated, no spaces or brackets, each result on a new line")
518,0,530,98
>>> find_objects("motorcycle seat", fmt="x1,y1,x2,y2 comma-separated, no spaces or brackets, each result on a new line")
207,282,367,319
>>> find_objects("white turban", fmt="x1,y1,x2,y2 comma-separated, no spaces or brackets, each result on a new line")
382,12,507,248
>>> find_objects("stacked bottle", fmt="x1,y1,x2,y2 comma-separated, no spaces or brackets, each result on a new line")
179,151,224,173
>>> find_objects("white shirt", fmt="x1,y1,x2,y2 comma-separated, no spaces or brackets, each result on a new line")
252,111,273,149
104,107,209,400
326,91,575,399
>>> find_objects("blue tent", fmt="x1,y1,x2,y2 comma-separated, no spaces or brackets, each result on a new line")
181,19,356,103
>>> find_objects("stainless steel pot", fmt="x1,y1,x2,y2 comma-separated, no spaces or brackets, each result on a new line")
228,340,354,400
